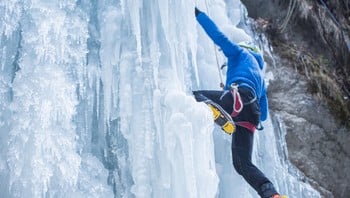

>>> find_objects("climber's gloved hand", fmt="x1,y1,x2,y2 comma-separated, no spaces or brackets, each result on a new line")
195,7,201,17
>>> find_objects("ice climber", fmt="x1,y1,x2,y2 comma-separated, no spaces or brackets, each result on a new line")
192,7,282,198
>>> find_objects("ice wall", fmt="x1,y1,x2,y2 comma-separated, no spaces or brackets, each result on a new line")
0,0,320,197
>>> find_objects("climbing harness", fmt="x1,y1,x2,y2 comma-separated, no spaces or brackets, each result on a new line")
236,121,257,132
229,83,260,133
193,1,263,133
230,83,243,117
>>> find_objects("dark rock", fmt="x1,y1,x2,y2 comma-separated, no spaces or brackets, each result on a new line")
241,0,350,197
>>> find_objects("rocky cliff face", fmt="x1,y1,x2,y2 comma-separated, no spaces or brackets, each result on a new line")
240,0,350,197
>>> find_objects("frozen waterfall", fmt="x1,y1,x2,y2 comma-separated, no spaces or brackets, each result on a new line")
0,0,320,197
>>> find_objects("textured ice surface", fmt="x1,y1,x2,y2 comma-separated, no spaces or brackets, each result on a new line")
0,0,320,197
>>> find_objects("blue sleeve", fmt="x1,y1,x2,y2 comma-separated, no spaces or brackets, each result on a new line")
259,91,268,121
196,12,242,57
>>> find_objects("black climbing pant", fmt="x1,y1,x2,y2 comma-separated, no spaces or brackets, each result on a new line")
193,86,278,198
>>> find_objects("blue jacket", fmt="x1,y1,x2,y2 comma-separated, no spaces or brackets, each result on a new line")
197,12,268,121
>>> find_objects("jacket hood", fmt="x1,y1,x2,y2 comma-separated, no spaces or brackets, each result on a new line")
249,51,264,70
